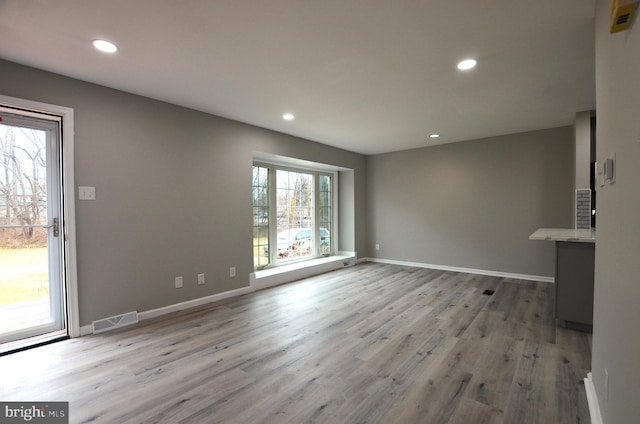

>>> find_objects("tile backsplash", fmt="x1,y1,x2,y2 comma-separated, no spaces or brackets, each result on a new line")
576,189,591,229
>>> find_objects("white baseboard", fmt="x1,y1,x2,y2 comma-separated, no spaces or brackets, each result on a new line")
139,286,254,321
80,254,359,337
78,256,551,337
363,257,555,283
585,372,603,424
80,285,254,336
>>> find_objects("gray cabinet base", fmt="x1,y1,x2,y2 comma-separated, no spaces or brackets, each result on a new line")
555,241,595,332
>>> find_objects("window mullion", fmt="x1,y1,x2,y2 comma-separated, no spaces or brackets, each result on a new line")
268,166,277,265
314,174,320,256
332,173,337,254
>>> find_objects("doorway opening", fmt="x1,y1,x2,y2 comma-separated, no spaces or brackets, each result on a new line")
0,96,78,354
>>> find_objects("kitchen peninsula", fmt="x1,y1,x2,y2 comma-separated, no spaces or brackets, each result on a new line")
530,228,596,332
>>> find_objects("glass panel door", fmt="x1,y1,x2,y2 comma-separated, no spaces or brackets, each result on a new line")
0,110,65,351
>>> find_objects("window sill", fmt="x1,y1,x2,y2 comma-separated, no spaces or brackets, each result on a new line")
250,252,356,291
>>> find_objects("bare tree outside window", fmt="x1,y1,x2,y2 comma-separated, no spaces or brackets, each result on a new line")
276,170,314,260
252,165,269,268
276,170,313,230
0,124,47,247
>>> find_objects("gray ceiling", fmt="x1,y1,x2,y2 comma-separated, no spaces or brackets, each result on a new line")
0,0,595,155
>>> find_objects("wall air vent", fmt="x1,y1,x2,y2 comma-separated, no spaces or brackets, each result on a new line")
610,0,638,33
616,12,631,25
92,311,139,334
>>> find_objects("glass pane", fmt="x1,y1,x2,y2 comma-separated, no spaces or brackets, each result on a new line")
318,174,332,256
320,224,331,256
252,166,269,268
276,170,314,261
0,124,52,335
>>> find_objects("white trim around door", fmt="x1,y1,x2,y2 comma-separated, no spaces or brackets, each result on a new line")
0,94,79,340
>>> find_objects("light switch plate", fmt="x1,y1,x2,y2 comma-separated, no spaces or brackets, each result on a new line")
79,186,96,200
605,153,616,184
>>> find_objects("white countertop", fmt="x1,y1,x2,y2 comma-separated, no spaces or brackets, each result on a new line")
529,228,596,243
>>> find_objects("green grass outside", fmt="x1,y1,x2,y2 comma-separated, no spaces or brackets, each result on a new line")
0,247,49,305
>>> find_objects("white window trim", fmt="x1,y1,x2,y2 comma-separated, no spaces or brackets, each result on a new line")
253,159,338,271
0,94,79,338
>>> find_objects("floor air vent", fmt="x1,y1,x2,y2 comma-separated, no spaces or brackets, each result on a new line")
92,311,139,334
482,289,495,296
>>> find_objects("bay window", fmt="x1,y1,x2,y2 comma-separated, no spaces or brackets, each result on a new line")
253,162,334,270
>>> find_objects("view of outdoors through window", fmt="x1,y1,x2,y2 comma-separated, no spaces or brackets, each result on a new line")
319,174,332,256
252,166,269,268
276,169,314,260
252,164,333,269
0,124,50,324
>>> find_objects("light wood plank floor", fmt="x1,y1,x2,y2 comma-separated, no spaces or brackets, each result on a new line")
0,263,592,423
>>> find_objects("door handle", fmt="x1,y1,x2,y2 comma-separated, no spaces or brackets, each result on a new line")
0,217,59,237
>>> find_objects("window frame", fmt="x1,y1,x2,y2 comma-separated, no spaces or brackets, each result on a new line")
253,160,337,270
251,165,270,269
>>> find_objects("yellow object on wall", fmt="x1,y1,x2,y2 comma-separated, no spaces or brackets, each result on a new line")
610,0,639,33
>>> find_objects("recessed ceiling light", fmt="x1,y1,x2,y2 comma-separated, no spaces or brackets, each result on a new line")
282,113,295,121
457,58,477,71
429,133,440,139
92,39,118,54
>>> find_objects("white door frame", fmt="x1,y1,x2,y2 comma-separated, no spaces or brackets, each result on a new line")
0,94,79,338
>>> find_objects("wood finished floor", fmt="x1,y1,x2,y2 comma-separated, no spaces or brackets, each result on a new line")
0,263,592,424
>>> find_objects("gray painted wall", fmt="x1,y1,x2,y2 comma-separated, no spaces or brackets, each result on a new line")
0,59,367,326
338,170,356,252
366,127,574,277
592,1,640,422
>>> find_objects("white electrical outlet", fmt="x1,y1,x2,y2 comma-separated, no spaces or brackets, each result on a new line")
375,243,380,251
229,267,236,277
197,273,205,285
175,276,183,289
